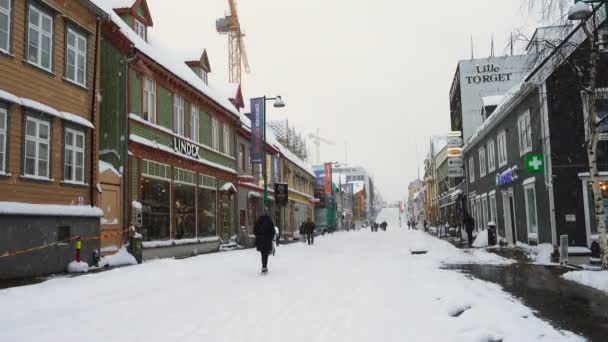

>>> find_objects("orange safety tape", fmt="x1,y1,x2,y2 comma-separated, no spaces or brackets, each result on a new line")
0,227,133,259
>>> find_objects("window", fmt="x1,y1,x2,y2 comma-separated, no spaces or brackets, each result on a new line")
582,88,608,141
174,168,196,239
65,28,87,86
518,110,532,155
479,147,486,177
141,160,171,241
211,116,219,150
489,193,497,225
497,131,507,167
174,94,185,136
481,195,488,230
238,143,245,172
524,181,538,238
487,140,496,173
24,116,50,178
200,69,208,84
198,174,217,237
134,19,146,41
64,128,85,183
223,124,230,154
0,0,11,53
0,107,6,173
190,105,199,142
143,78,156,124
57,226,70,242
468,157,475,183
27,5,53,71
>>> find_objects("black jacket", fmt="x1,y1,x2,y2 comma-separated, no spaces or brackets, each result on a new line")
254,214,275,252
464,214,475,232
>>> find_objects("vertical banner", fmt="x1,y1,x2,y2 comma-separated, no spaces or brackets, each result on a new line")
325,162,332,194
250,97,265,164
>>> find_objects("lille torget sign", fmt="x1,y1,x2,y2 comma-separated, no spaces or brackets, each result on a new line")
466,64,513,85
172,137,200,159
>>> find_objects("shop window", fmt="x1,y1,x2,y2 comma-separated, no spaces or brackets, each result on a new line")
481,196,488,229
524,181,538,238
0,0,12,53
198,174,217,237
24,116,50,179
141,160,171,241
27,4,53,72
174,183,195,239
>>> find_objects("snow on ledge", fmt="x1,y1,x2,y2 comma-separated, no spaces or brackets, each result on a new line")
0,202,103,217
142,236,220,248
99,160,122,177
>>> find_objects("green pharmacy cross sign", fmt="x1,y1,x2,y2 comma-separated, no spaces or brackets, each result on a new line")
526,154,544,173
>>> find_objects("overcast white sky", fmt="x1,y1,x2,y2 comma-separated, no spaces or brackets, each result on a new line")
147,0,554,202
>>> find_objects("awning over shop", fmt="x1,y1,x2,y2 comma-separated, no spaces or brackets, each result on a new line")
219,182,237,193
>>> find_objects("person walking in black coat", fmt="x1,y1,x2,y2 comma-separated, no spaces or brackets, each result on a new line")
464,212,475,247
381,221,387,231
304,218,315,245
254,212,276,274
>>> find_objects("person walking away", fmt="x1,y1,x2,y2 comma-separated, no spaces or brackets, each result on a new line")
305,218,315,245
407,220,411,230
464,212,475,248
423,219,427,232
254,212,276,274
381,221,387,231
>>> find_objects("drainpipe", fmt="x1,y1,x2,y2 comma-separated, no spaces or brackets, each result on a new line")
90,17,101,207
540,82,557,246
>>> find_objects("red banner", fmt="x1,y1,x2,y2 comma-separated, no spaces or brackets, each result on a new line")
325,162,332,194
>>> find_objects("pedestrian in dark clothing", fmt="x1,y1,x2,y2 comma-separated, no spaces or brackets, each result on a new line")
381,221,387,231
423,219,427,232
254,212,276,274
464,212,475,247
304,218,315,245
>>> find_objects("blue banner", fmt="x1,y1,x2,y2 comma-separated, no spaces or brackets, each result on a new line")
250,97,265,164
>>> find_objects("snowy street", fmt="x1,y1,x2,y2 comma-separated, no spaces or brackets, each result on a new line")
0,209,583,342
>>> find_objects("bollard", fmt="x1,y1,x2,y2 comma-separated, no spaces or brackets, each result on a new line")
75,237,82,262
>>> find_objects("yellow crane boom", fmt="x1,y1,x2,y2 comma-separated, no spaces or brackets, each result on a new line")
216,0,250,84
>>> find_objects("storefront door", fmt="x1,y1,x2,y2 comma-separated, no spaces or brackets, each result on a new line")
219,193,234,241
502,190,517,245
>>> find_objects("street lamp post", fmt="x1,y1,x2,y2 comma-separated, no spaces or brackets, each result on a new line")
261,96,285,209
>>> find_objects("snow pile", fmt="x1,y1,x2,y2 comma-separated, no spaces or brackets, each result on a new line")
99,160,121,177
562,271,608,293
67,261,89,273
472,230,489,248
517,243,555,264
98,248,137,268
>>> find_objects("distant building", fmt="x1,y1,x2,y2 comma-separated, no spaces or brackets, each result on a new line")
450,54,535,142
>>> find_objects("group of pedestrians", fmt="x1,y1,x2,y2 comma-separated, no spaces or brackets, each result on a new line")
370,221,387,232
253,210,316,275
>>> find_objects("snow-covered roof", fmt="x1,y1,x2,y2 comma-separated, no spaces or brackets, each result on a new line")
0,202,103,217
430,135,447,157
90,1,240,118
481,95,505,108
526,25,573,52
278,141,315,177
351,181,365,195
100,0,136,10
219,182,237,192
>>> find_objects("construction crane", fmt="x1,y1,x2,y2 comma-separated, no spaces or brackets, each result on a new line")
216,0,250,84
308,128,335,164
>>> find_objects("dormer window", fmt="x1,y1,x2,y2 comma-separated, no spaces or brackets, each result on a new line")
200,69,208,84
134,19,146,41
